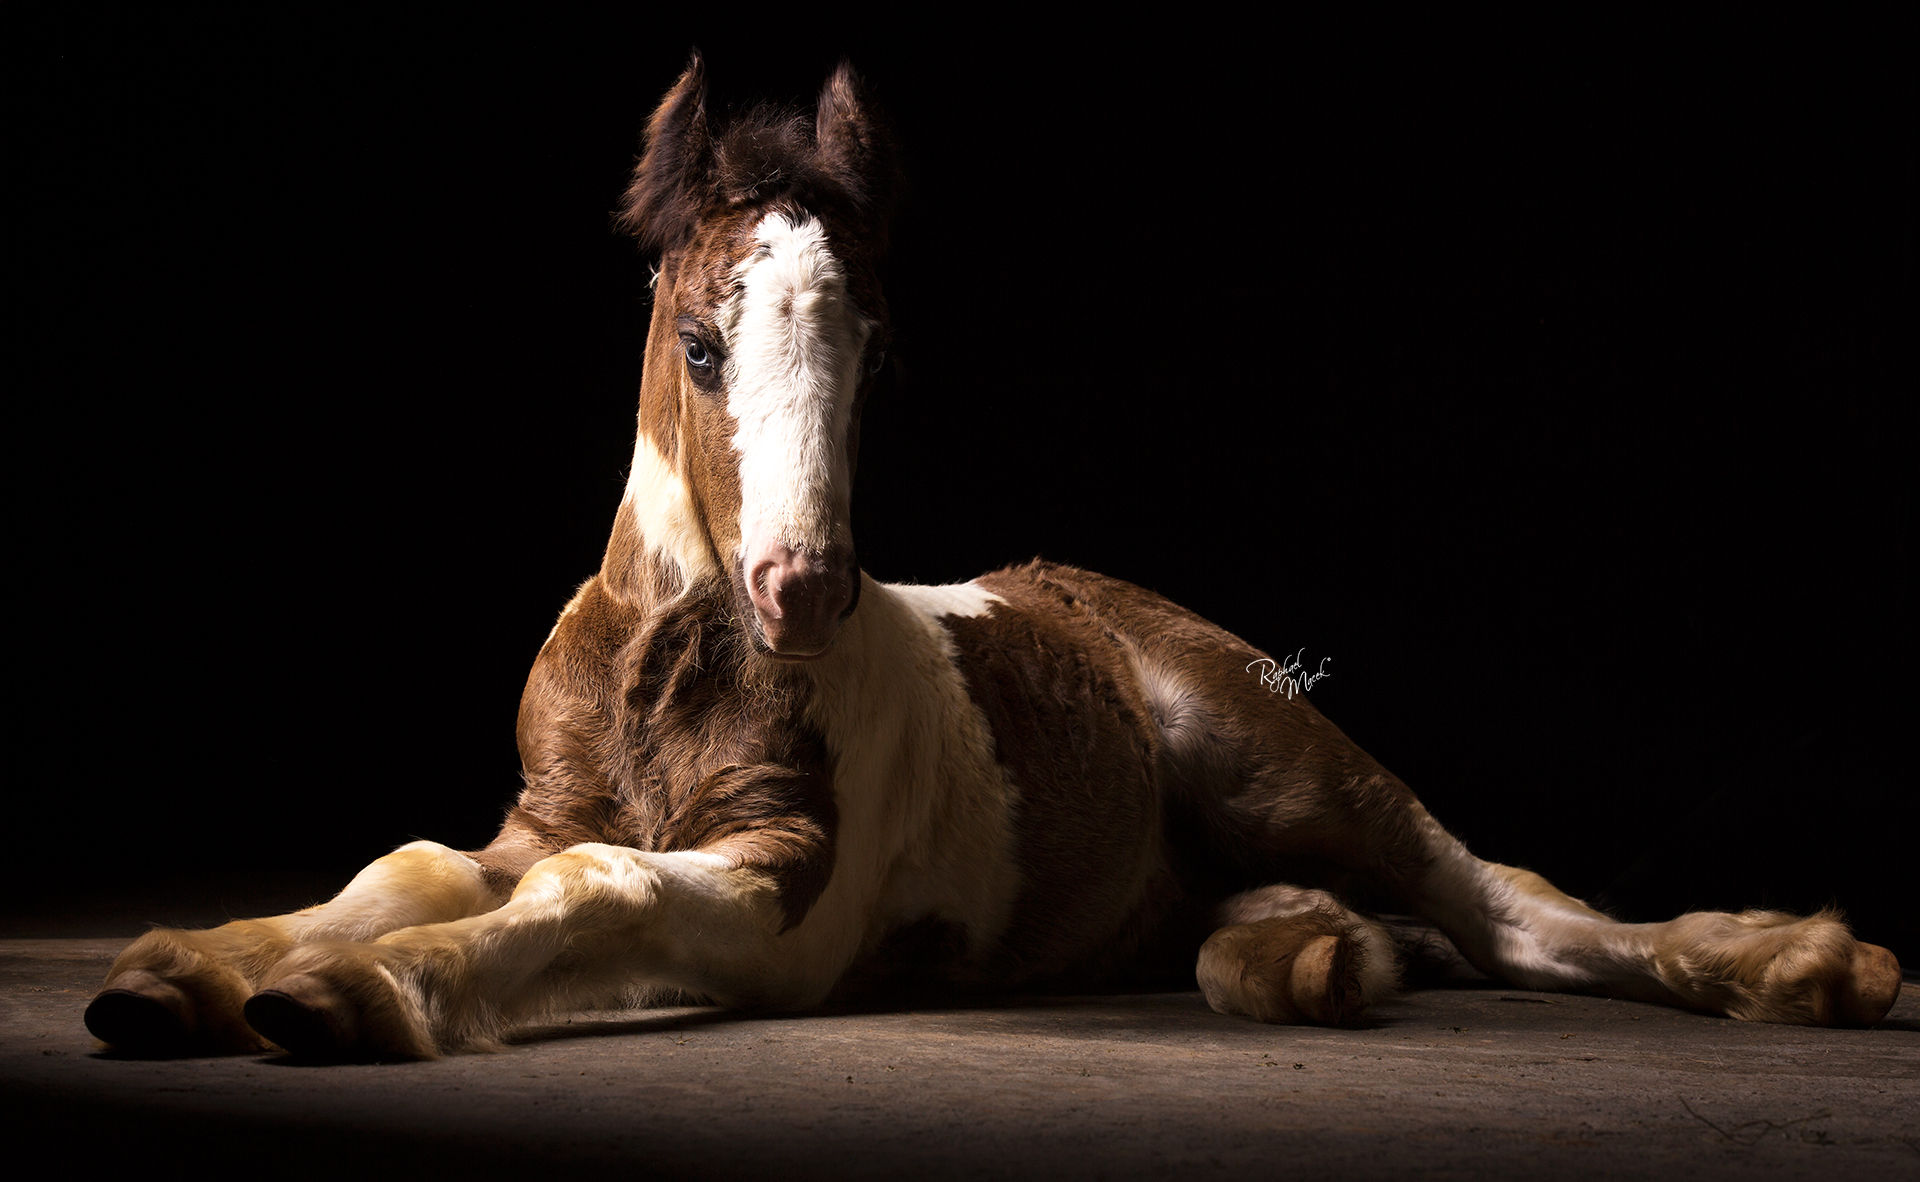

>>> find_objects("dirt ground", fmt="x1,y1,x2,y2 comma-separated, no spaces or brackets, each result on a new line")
4,916,1914,1181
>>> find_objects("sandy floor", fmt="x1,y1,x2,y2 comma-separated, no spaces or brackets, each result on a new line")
4,932,1915,1181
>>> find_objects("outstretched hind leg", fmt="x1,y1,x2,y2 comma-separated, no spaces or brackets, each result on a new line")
1421,848,1903,1026
85,840,508,1055
1197,885,1399,1025
1138,649,1900,1025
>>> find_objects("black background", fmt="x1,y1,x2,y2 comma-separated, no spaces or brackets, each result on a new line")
10,11,1913,960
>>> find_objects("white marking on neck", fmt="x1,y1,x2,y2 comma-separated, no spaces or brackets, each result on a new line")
621,429,721,586
718,212,871,557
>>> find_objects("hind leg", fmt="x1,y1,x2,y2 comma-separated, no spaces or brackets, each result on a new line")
1418,843,1903,1026
1197,885,1399,1025
1057,573,1901,1027
1131,646,1901,1026
1239,792,1904,1026
85,840,509,1055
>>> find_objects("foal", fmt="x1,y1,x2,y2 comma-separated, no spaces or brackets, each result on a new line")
85,58,1901,1060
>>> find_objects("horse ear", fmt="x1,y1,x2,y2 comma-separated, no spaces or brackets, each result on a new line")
814,62,900,235
617,53,714,253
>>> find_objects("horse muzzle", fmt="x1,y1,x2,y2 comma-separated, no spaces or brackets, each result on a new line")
742,540,860,659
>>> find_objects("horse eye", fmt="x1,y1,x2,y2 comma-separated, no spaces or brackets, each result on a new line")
866,348,887,377
684,338,713,369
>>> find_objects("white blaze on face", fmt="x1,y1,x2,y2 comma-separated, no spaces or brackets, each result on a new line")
718,212,870,559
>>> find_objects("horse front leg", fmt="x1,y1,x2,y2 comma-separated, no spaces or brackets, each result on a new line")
237,841,839,1061
85,840,513,1055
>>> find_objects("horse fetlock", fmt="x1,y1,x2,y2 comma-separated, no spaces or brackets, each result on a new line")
245,942,438,1061
86,927,279,1055
1197,913,1396,1026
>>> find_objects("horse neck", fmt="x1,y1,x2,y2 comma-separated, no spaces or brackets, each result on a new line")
601,268,730,613
599,494,700,610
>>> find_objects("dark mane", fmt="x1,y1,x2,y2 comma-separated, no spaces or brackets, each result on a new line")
709,104,819,205
616,55,898,256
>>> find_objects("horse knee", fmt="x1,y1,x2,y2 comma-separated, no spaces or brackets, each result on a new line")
321,840,499,933
509,843,665,913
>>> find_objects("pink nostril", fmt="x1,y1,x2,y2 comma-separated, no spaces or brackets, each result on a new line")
748,559,786,618
744,543,856,655
752,559,824,619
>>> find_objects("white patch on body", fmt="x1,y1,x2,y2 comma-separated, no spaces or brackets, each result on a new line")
785,576,1021,972
620,430,722,586
886,580,1003,621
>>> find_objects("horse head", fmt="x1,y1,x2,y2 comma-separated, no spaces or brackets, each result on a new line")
614,54,896,659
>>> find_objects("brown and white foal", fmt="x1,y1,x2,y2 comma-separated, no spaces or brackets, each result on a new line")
86,59,1901,1060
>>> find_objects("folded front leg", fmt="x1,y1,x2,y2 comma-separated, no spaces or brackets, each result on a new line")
244,841,843,1060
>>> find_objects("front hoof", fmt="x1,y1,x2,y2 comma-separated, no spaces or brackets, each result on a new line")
244,979,364,1061
247,950,437,1061
87,971,193,1054
87,966,269,1057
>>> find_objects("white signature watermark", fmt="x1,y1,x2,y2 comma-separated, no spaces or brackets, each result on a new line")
1247,648,1332,700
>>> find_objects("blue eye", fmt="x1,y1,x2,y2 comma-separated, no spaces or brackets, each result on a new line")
681,334,721,390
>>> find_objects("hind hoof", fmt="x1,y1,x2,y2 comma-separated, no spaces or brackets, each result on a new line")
1834,943,1902,1027
1198,914,1392,1026
1290,934,1363,1024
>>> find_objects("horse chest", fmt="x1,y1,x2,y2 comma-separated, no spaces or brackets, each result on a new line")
798,574,1173,980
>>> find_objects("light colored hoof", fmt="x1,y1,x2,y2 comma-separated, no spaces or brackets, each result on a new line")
1197,916,1384,1026
1290,934,1363,1025
1834,943,1902,1027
